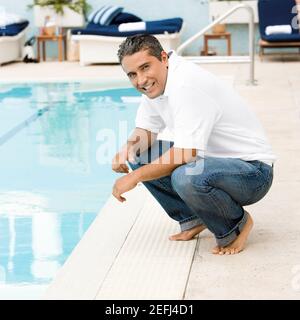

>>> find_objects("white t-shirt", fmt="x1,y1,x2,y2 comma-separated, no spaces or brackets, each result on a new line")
135,51,276,165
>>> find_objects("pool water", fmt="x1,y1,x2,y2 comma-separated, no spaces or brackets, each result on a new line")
0,82,140,299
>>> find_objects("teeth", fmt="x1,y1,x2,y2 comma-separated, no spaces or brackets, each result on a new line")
143,82,154,91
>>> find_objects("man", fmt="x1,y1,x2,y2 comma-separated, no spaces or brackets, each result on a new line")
112,35,276,255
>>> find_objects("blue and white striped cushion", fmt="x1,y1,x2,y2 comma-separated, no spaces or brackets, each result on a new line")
88,5,123,26
88,5,110,24
88,5,105,23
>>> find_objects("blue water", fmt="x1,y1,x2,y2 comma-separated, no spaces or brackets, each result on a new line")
0,82,140,298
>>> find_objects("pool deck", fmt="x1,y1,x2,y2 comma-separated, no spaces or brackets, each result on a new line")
1,56,300,299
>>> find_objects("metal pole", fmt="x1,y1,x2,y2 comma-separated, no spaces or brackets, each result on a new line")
248,6,256,85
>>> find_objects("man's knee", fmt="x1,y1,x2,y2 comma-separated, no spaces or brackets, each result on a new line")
171,164,209,195
171,165,191,192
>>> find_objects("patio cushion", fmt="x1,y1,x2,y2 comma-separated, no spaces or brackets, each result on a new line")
110,12,142,25
262,33,300,42
258,0,299,42
72,18,183,37
0,21,29,37
88,5,123,26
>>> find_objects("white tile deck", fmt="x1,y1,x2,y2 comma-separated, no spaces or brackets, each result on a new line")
1,56,300,299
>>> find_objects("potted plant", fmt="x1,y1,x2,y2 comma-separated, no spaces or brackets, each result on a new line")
29,0,91,27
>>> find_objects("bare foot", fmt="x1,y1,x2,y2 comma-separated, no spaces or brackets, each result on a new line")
169,224,206,241
212,212,254,255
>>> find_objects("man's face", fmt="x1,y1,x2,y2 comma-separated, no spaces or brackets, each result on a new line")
121,49,168,99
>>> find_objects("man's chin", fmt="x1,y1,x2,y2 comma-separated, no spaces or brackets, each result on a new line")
144,91,161,99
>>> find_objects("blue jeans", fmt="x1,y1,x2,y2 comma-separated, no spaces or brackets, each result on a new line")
128,140,274,247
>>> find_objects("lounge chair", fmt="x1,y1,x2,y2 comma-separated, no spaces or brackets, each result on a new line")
258,0,300,58
0,18,29,66
71,9,183,65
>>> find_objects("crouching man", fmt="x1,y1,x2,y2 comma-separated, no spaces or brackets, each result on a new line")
112,35,276,255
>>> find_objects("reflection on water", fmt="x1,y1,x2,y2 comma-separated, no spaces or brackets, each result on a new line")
0,196,96,284
0,83,140,297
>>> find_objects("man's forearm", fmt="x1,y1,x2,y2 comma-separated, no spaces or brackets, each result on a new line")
112,146,197,203
132,147,196,182
134,162,179,182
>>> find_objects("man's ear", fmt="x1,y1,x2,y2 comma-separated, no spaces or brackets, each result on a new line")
161,51,168,63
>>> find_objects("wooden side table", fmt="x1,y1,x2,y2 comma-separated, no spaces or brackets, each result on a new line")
203,32,232,56
37,34,67,62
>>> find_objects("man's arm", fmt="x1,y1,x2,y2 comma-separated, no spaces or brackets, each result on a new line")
112,127,157,173
133,146,197,182
112,146,196,202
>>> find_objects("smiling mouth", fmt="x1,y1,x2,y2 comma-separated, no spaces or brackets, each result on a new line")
141,82,155,93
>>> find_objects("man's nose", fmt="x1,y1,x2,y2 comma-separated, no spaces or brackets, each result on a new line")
137,74,147,87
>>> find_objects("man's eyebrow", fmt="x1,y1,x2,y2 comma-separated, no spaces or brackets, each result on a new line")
138,62,150,69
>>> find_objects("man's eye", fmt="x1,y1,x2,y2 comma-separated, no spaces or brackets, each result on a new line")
129,74,136,79
143,65,149,70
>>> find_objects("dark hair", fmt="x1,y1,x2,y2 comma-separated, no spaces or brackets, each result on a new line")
117,34,164,63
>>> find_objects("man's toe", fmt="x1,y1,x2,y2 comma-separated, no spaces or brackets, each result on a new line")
218,248,225,255
225,248,232,255
212,246,220,254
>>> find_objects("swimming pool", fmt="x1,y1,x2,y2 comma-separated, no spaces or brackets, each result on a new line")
0,82,140,299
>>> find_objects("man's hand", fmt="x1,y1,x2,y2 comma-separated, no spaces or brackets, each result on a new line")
112,149,129,173
112,172,139,202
